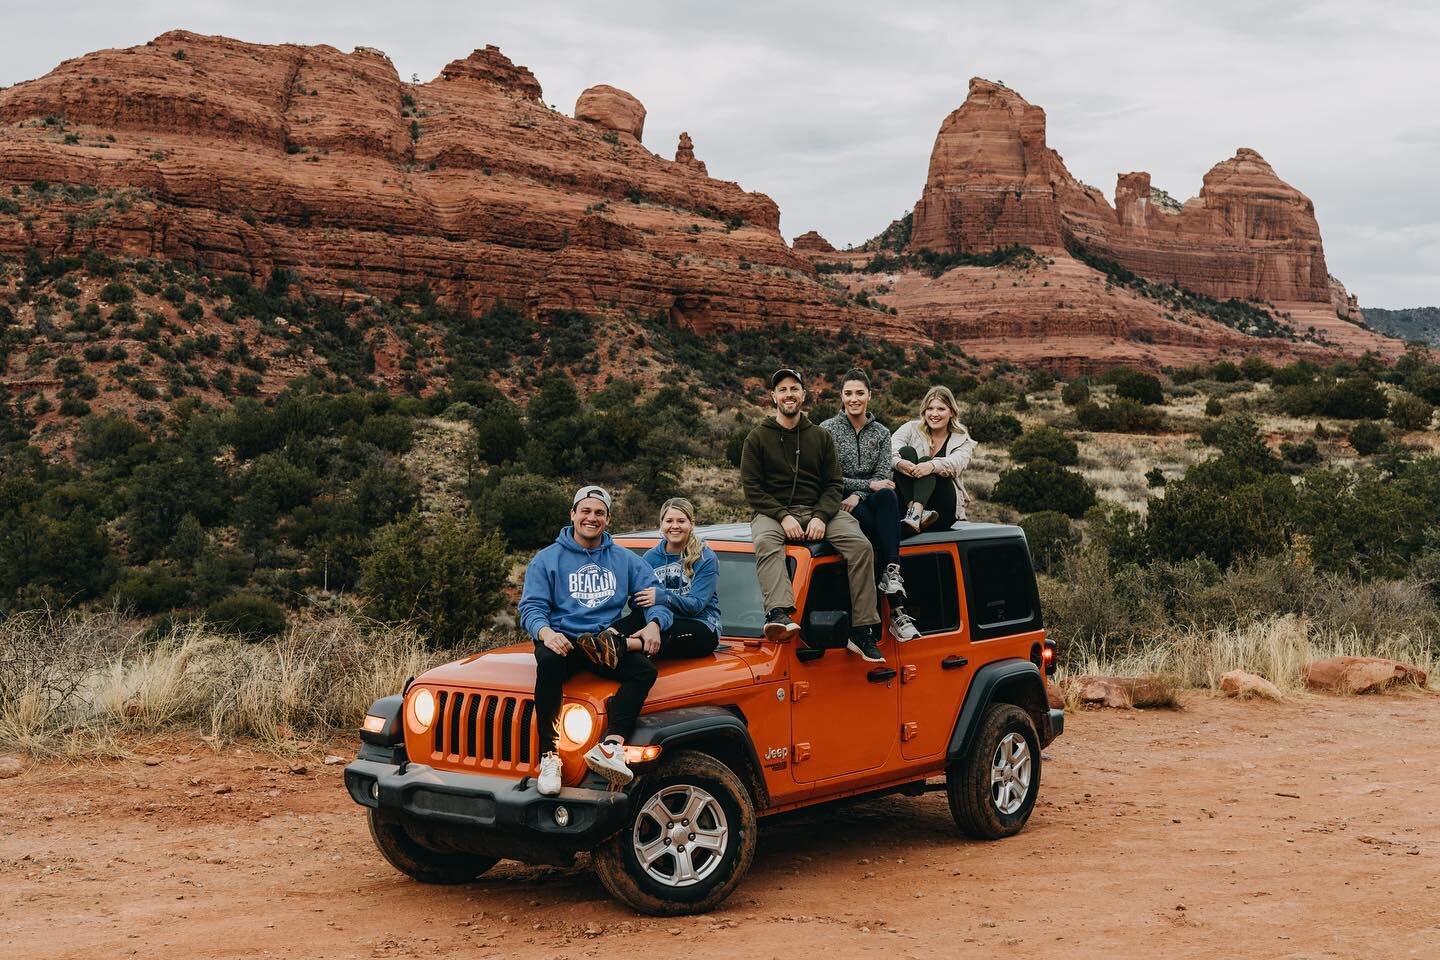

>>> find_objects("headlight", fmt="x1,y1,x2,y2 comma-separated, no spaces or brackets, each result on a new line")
559,703,595,746
410,688,436,731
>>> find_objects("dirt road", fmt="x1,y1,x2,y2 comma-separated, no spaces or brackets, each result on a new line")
3,693,1438,959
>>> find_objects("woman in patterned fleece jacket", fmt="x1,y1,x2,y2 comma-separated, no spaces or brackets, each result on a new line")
819,369,920,642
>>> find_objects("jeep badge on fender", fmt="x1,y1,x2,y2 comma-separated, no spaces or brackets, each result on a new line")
345,520,1063,916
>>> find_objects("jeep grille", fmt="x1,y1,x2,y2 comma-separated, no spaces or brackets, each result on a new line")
428,689,537,774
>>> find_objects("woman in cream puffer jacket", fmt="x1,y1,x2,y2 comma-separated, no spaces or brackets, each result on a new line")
890,385,977,531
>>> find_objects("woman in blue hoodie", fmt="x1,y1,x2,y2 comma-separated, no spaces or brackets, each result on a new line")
630,497,722,657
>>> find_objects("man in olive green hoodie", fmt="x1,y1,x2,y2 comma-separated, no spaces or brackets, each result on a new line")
739,368,884,662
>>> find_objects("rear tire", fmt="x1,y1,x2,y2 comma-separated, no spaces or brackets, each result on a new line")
946,703,1041,840
593,750,757,915
367,808,499,884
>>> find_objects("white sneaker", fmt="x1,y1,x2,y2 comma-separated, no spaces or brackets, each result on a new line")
584,738,634,787
537,751,563,796
879,563,907,598
891,606,920,642
902,503,923,533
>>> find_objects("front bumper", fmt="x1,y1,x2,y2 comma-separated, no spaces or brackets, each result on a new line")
345,759,631,854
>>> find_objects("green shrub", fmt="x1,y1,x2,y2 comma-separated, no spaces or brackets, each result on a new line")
1060,380,1090,406
472,471,572,550
1103,368,1165,405
1388,392,1434,431
469,407,526,466
1019,510,1079,573
205,592,288,640
360,512,509,646
964,403,1021,443
1145,470,1295,569
1281,439,1320,464
351,413,414,454
1348,421,1386,456
1204,396,1223,417
1240,356,1275,381
1074,398,1165,433
110,570,192,615
1145,466,1166,488
99,281,134,303
1324,377,1388,420
1210,361,1241,383
992,461,1096,518
1009,426,1078,466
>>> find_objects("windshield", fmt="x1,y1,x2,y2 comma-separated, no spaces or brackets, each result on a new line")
626,546,766,639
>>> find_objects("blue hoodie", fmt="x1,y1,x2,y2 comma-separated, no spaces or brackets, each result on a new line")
641,542,723,638
519,527,673,643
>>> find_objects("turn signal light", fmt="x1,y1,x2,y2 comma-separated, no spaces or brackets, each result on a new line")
362,714,387,734
623,745,663,764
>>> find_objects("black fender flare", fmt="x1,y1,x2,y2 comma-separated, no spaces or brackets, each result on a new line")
946,659,1058,761
627,705,769,809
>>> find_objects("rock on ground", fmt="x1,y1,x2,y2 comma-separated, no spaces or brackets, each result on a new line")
1068,675,1177,709
1304,657,1428,695
0,757,23,779
1220,670,1284,701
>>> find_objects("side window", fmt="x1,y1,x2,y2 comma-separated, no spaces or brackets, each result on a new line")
898,551,960,635
801,560,851,630
964,542,1040,640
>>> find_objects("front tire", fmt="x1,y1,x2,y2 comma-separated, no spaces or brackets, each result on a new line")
946,703,1041,839
367,808,499,884
593,750,757,915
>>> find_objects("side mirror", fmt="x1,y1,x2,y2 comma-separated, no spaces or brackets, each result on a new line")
803,610,850,651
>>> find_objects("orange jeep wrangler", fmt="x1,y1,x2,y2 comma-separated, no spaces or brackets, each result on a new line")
345,522,1062,915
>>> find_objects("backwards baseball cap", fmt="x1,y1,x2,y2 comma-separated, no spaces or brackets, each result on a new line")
571,484,613,511
769,367,804,389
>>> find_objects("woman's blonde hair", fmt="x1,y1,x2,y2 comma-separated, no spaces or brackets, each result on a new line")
919,385,966,435
658,497,705,580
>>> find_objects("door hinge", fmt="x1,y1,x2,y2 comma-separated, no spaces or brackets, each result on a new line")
791,681,810,702
793,742,811,763
901,722,919,742
901,663,918,684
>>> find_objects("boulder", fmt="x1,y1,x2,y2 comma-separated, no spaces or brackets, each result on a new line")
576,84,646,142
1304,657,1428,694
792,230,836,253
1069,675,1177,709
1219,670,1284,701
0,756,23,779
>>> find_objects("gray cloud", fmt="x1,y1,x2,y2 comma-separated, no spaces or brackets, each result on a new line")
3,0,1437,307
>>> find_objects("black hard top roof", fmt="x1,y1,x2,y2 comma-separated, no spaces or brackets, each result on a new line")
616,520,1026,556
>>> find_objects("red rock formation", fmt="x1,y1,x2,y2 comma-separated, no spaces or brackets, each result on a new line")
674,131,707,176
439,45,542,101
0,32,915,345
911,78,1337,306
575,84,646,142
792,230,835,253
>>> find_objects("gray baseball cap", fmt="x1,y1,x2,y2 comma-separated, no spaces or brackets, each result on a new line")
571,484,613,511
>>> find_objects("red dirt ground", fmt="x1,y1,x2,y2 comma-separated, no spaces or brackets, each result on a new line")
3,692,1437,959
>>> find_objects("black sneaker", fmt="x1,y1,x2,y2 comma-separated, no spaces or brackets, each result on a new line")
763,608,801,642
847,625,885,663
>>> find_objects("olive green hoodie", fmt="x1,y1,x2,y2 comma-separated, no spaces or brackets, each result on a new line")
739,414,844,522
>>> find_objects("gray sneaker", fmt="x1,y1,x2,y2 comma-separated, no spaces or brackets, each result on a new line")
879,562,907,598
891,606,920,642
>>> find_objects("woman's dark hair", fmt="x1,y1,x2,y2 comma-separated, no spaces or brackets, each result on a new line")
841,368,870,390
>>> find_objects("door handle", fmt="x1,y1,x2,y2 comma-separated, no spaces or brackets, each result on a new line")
867,666,897,683
941,655,969,671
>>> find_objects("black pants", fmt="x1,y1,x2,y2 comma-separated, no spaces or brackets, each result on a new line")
851,486,901,573
895,445,958,533
534,612,719,754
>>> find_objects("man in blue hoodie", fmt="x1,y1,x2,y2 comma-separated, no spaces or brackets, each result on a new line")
519,485,672,796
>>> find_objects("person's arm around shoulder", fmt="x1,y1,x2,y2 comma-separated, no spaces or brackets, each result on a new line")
519,551,571,655
628,552,675,632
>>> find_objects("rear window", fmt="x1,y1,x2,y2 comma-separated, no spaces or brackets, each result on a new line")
963,542,1040,639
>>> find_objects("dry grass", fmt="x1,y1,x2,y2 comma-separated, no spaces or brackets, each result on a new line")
1060,614,1438,695
0,610,500,757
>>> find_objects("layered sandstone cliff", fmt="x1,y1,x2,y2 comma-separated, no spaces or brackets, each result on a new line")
910,78,1336,306
0,31,912,343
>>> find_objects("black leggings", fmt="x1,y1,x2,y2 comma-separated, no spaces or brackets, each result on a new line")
894,445,958,531
612,609,721,658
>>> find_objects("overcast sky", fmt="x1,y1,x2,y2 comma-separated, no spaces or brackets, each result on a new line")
4,1,1437,308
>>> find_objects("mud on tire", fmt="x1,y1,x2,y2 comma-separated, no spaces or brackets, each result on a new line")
367,808,498,884
593,749,757,915
946,703,1041,840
